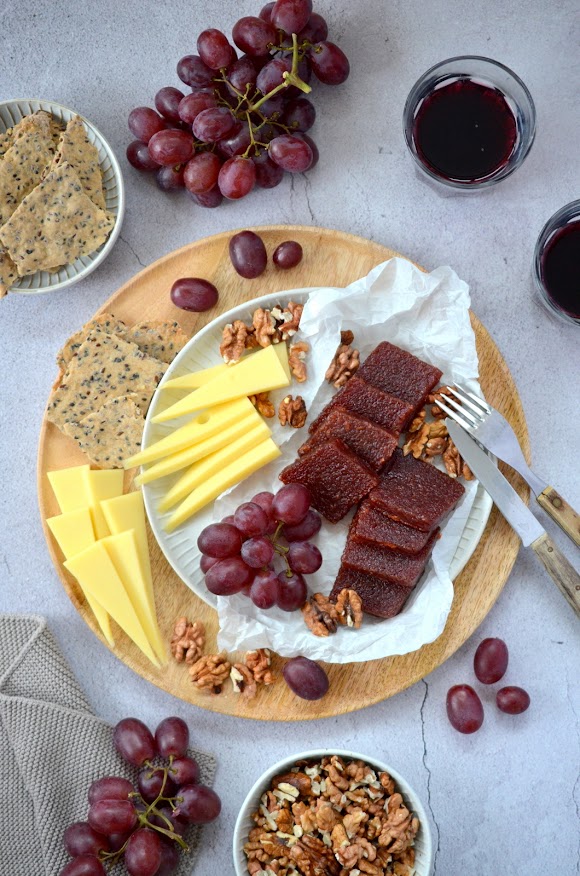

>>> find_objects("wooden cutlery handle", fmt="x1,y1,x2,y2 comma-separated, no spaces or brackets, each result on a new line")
532,533,580,617
537,486,580,547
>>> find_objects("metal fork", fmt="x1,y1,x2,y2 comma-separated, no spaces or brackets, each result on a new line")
436,385,580,548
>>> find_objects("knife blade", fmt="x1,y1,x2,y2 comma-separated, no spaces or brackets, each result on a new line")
446,419,544,547
446,418,580,617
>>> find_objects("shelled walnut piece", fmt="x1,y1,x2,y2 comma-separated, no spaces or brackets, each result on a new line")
231,649,275,700
250,392,275,418
243,755,420,876
402,388,474,480
302,593,339,637
326,330,360,389
219,302,304,363
170,617,205,664
279,395,307,428
289,341,309,383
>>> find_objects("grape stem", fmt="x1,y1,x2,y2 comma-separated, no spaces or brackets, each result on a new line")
247,34,312,112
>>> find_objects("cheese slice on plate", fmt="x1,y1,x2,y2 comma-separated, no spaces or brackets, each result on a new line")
136,411,263,486
100,530,165,663
124,396,255,469
100,491,166,662
65,542,159,665
162,361,229,391
48,464,91,512
46,508,114,647
83,469,124,539
153,344,290,423
159,420,273,512
165,437,281,531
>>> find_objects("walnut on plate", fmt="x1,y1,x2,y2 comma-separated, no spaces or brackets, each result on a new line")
250,391,275,418
289,341,309,383
302,593,339,637
220,320,249,363
333,588,363,629
278,395,307,428
325,330,360,389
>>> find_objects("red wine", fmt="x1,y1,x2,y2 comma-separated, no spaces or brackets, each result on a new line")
413,78,518,182
540,222,580,318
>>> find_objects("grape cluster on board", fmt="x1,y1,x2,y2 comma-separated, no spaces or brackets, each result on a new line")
127,0,350,206
60,717,221,876
198,483,323,612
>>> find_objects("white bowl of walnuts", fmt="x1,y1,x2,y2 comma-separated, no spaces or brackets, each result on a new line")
233,749,433,876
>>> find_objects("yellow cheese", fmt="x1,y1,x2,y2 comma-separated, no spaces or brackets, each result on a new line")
124,397,255,469
162,362,229,391
165,438,281,531
100,492,166,663
65,542,159,665
46,508,114,647
101,530,165,663
136,411,263,486
83,469,124,539
153,344,290,423
48,465,91,512
158,420,273,511
273,341,291,381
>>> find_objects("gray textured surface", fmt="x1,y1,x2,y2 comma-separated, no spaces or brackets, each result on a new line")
1,1,579,874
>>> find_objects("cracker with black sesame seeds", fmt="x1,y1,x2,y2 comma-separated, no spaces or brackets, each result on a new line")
0,112,64,159
0,162,114,276
0,250,17,297
56,312,128,371
49,115,106,209
47,328,167,431
0,112,56,225
121,320,190,364
63,395,145,469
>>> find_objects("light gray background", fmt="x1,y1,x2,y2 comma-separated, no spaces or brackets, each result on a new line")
1,1,579,874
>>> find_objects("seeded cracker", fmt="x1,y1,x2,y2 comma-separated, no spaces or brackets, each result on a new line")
0,162,114,276
49,115,106,209
63,395,146,469
0,112,64,160
121,321,190,364
0,112,56,225
56,312,128,371
0,250,17,298
47,328,167,431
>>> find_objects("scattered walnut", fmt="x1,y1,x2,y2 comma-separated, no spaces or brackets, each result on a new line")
377,794,419,855
253,308,279,346
403,389,474,480
277,301,303,338
220,320,249,363
325,335,360,389
246,649,275,685
289,341,309,383
428,385,455,418
189,652,231,694
170,617,205,664
278,395,307,428
250,391,275,418
302,593,339,637
442,438,474,480
333,589,363,629
231,663,258,700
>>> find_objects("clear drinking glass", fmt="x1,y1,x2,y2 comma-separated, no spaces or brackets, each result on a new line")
403,56,536,192
533,200,580,326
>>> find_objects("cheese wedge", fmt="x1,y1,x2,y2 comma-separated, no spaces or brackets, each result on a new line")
65,542,159,665
124,397,255,469
100,492,166,663
46,508,114,647
100,530,165,663
162,361,229,391
158,420,273,512
165,437,281,531
273,341,291,381
48,464,91,512
136,412,264,486
153,344,290,423
83,469,124,539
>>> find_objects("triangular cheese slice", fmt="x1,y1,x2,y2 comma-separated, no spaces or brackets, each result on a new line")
82,469,124,539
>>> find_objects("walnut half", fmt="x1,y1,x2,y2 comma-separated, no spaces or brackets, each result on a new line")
302,593,339,637
189,652,231,694
279,395,307,428
170,617,205,664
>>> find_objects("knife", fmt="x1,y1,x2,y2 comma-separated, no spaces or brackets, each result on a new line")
446,419,580,618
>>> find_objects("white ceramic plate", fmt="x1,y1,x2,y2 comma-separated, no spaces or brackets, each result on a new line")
232,749,433,876
0,98,124,295
142,288,493,612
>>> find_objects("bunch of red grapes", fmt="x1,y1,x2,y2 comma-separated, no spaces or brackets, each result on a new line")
198,483,323,612
60,717,221,876
127,0,349,205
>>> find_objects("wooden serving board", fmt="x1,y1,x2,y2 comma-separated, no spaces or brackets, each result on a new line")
38,225,530,720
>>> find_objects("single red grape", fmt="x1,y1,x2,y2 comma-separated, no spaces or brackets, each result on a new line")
60,856,106,876
288,541,322,574
242,536,275,568
218,156,256,199
259,2,275,23
156,841,181,876
283,508,321,541
197,29,235,70
148,129,194,166
269,134,313,172
298,12,328,43
190,186,224,208
155,87,185,123
200,554,219,573
170,277,219,312
169,755,200,786
126,141,160,172
229,230,267,278
225,57,258,93
273,240,303,268
156,165,184,192
233,16,277,56
173,784,221,824
271,0,312,34
88,776,134,805
283,656,329,700
234,502,270,537
296,133,319,167
198,522,242,558
88,799,137,835
474,638,509,684
205,557,254,596
128,107,165,144
217,124,252,159
250,569,280,608
155,716,189,758
273,483,311,524
256,57,291,94
446,685,484,734
496,686,530,714
310,41,350,85
193,107,236,143
138,767,176,803
177,54,214,88
184,152,222,194
254,153,285,189
108,832,131,853
282,97,316,132
276,570,307,610
64,823,110,857
125,828,162,876
113,717,156,766
178,91,216,124
251,491,275,517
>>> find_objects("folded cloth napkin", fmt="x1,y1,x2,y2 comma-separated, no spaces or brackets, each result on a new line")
0,615,216,876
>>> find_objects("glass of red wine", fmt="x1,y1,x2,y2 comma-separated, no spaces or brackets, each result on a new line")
403,56,536,192
533,200,580,326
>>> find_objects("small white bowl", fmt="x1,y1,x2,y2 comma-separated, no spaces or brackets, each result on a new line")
233,749,433,875
0,98,125,295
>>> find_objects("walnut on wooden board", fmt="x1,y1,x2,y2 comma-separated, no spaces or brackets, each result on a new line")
231,663,258,700
220,320,249,363
250,391,275,418
302,593,339,637
279,394,307,428
333,588,363,629
188,652,231,694
289,341,309,383
170,617,205,664
246,648,275,685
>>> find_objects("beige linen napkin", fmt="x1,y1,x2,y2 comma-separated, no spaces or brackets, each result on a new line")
0,615,216,875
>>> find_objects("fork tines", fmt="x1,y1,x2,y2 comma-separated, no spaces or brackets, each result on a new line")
437,384,491,431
